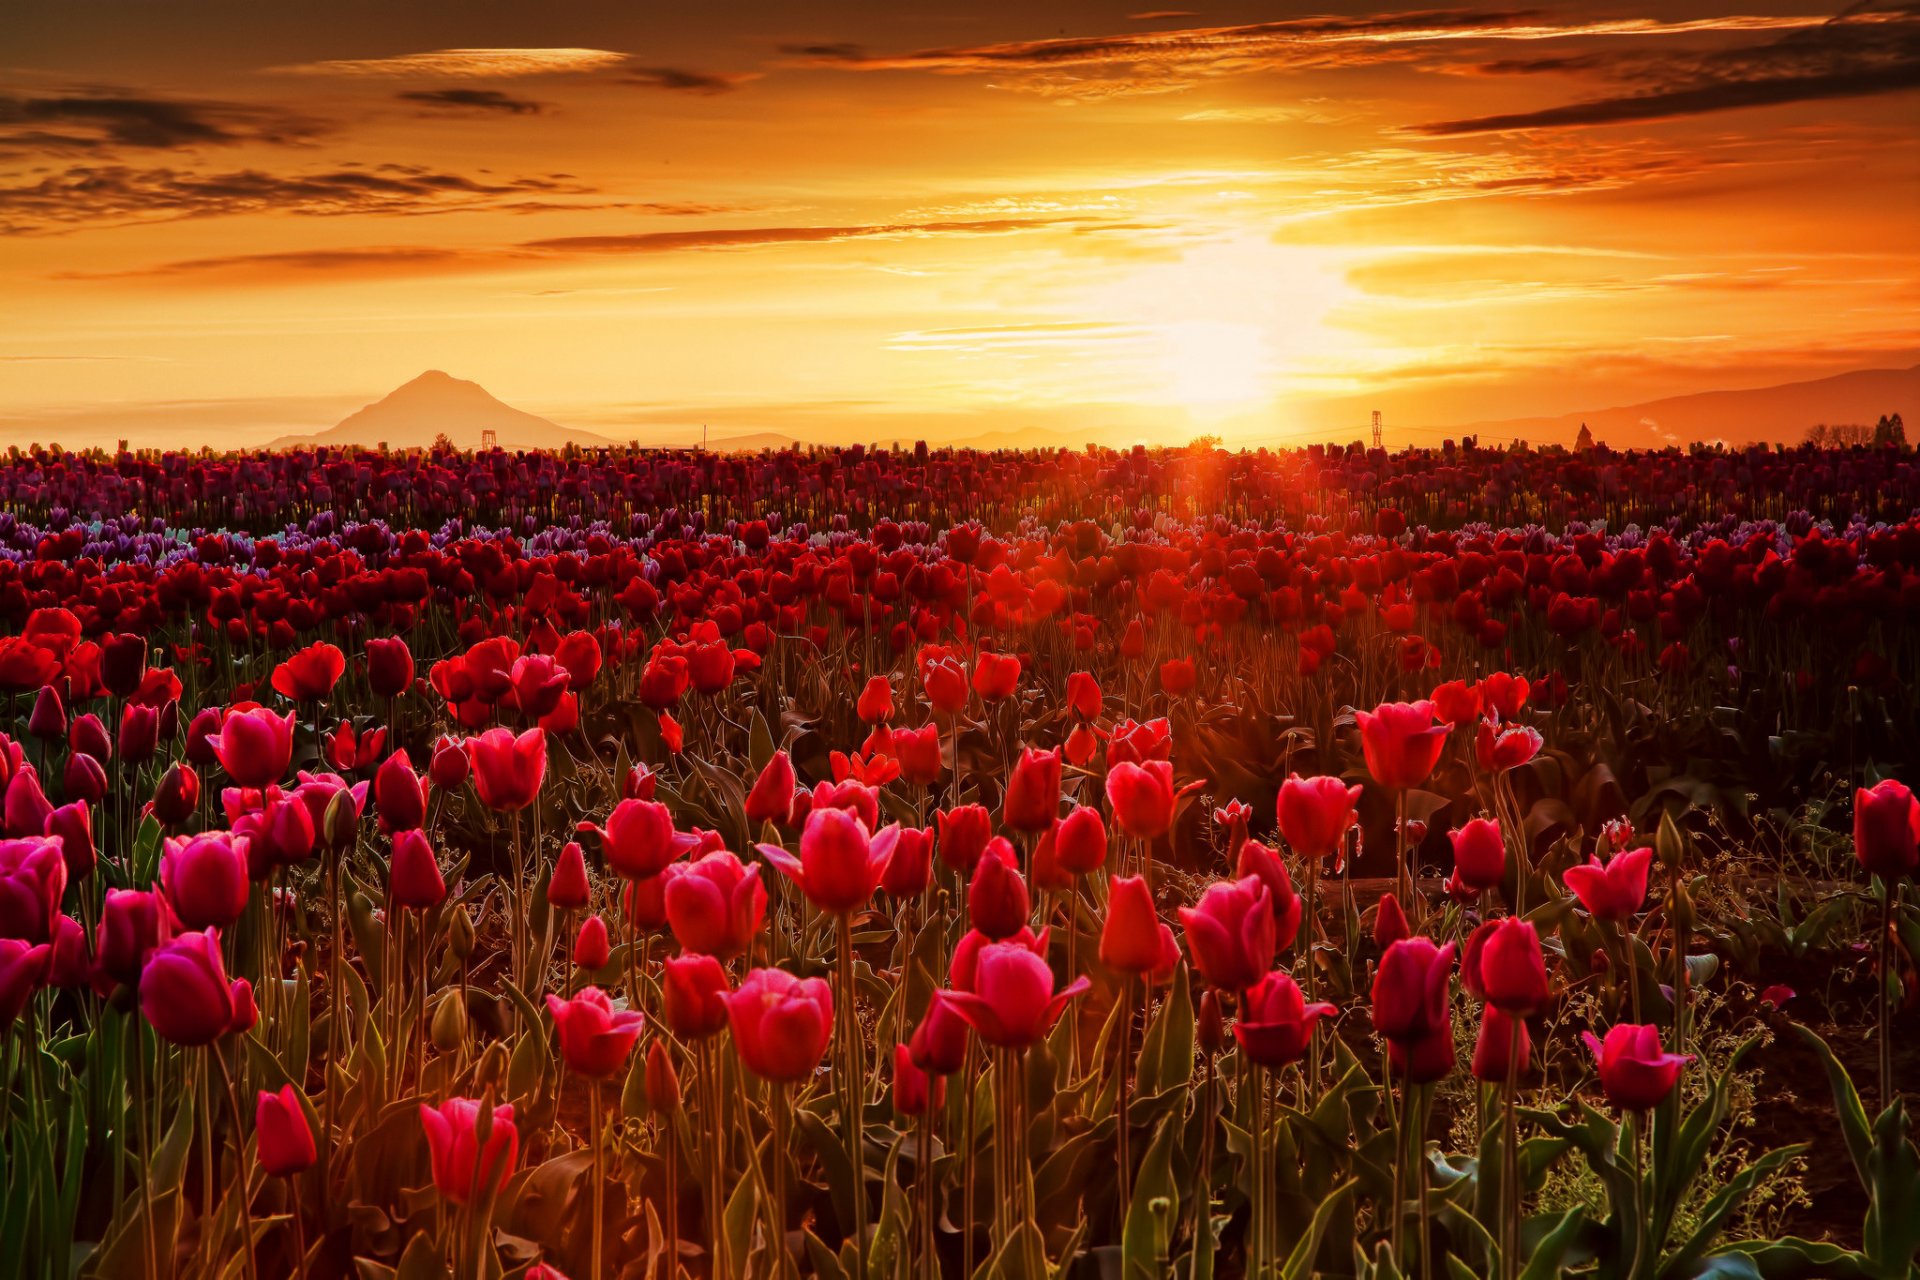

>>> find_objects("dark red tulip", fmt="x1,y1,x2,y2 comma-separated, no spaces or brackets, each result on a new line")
1472,1007,1531,1083
589,798,678,880
759,807,894,915
574,913,611,970
152,763,201,828
893,1042,942,1117
857,675,895,723
646,1040,681,1114
880,825,933,898
366,636,415,700
465,727,546,812
893,724,943,787
1477,918,1550,1015
967,839,1029,939
1448,818,1506,893
1277,773,1361,863
0,835,66,942
1372,892,1410,948
429,736,470,791
1476,719,1543,773
1066,671,1101,721
374,750,427,832
212,707,294,789
95,888,166,989
1053,805,1108,875
1235,970,1336,1068
745,751,798,826
1371,937,1455,1045
0,938,50,1034
47,802,94,882
942,940,1088,1048
256,1086,317,1176
62,753,106,807
937,804,993,875
1101,874,1177,977
139,928,250,1046
1106,759,1175,840
1855,780,1920,879
27,686,65,742
159,833,249,930
1234,841,1303,951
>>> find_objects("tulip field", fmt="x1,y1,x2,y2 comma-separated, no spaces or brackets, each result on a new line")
3,439,1919,1280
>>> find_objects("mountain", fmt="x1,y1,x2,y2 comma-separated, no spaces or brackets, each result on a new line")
269,371,623,451
1445,363,1920,449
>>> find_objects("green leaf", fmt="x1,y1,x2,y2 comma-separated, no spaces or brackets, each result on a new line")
1519,1208,1588,1280
1280,1177,1355,1280
1122,1113,1180,1280
1719,1237,1875,1279
1135,966,1195,1098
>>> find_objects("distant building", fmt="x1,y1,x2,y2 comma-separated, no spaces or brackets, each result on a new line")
1575,423,1595,452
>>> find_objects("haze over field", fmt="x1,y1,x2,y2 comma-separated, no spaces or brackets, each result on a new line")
2,2,1916,450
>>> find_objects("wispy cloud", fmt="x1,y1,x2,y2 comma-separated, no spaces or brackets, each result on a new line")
0,91,326,157
1411,7,1920,133
0,163,600,233
619,66,754,94
781,9,1849,98
65,216,1075,282
398,88,548,115
266,48,629,78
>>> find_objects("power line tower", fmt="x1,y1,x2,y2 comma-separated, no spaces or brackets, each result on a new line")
480,429,497,450
1371,410,1382,450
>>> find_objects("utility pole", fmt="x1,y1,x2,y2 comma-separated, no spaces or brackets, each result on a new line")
1371,410,1382,450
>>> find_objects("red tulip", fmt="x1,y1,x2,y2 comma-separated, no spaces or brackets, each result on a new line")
212,707,294,790
255,1086,317,1176
972,652,1021,702
1562,846,1653,921
1276,774,1361,862
419,1098,519,1204
1476,918,1549,1014
117,703,160,765
1389,1020,1456,1083
546,986,644,1078
726,967,833,1082
1372,892,1410,947
0,835,67,942
549,840,591,911
879,825,933,898
374,751,427,832
623,874,668,931
94,887,166,989
152,763,201,828
1106,759,1175,840
101,633,146,698
366,636,414,700
1002,747,1062,833
1106,717,1172,767
47,801,94,883
390,829,446,910
944,941,1088,1049
429,736,470,790
555,631,603,689
1178,876,1276,992
588,798,679,880
1053,806,1108,875
574,913,611,970
158,832,248,930
857,675,895,723
893,724,944,787
646,1040,681,1114
937,805,993,875
1430,679,1482,726
1234,970,1335,1068
1234,841,1304,951
1447,818,1506,893
1480,672,1529,720
1472,1007,1531,1083
759,807,896,915
465,727,547,812
27,686,65,741
1475,719,1543,773
663,953,731,1040
967,839,1029,939
272,642,346,702
663,851,766,959
909,989,971,1075
920,654,969,716
893,1042,943,1117
1371,938,1455,1045
1159,657,1196,695
1356,700,1447,790
139,928,251,1046
0,938,50,1033
1100,874,1178,978
1855,780,1920,879
1583,1023,1692,1111
1066,671,1102,721
48,915,88,989
61,754,105,808
70,714,112,764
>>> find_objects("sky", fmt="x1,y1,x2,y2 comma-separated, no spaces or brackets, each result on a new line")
2,1,1916,450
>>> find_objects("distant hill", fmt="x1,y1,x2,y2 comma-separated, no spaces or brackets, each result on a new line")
1448,363,1920,448
269,371,624,451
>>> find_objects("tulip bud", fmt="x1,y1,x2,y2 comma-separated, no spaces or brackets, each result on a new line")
432,989,469,1052
62,753,107,807
449,905,476,961
322,787,359,853
575,913,611,971
1197,989,1224,1053
1372,892,1410,948
27,687,65,742
645,1040,681,1114
549,840,591,911
474,1040,509,1092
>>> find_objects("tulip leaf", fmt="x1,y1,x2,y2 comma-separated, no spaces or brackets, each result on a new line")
1517,1208,1588,1280
795,1102,858,1241
1122,1113,1180,1280
1135,965,1194,1098
723,1163,758,1280
1717,1237,1874,1279
1659,1144,1809,1280
1280,1176,1354,1280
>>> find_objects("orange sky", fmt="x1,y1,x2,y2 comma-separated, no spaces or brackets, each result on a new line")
3,1,1916,449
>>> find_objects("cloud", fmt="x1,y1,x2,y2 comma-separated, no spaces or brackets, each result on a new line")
619,66,754,94
398,88,548,115
1411,7,1920,133
0,91,326,156
267,48,630,78
780,9,1851,97
64,215,1073,282
0,163,599,232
